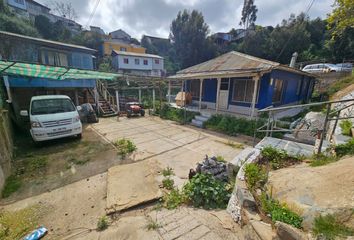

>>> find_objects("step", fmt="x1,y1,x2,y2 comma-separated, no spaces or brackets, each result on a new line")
200,112,212,118
101,112,118,118
195,115,210,122
191,119,204,128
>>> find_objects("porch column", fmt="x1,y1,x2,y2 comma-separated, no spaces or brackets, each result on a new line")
94,86,99,114
181,80,184,92
168,79,171,103
74,89,79,106
250,75,260,119
3,76,12,103
215,78,221,113
198,79,203,111
152,88,156,111
115,90,120,112
138,88,142,103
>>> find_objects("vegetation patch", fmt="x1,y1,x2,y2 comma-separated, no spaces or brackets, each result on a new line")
335,138,354,157
215,155,226,163
0,206,41,240
146,219,161,231
313,214,354,240
1,175,22,198
260,146,303,170
97,216,109,231
162,188,186,210
162,178,174,190
327,75,354,98
340,120,353,136
162,167,174,177
225,141,245,149
244,163,267,190
159,104,198,123
309,153,338,167
113,138,137,158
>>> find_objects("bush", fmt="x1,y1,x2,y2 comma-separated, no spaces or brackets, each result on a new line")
2,175,22,198
309,153,337,167
163,188,185,210
97,216,109,231
260,146,302,170
159,104,198,123
162,178,174,190
340,120,353,136
335,138,354,157
260,193,303,229
183,173,231,209
113,138,136,158
313,214,354,240
244,163,267,190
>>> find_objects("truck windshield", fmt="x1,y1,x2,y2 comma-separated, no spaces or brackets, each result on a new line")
31,99,76,115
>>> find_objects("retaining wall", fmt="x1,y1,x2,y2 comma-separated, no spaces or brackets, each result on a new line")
0,110,13,191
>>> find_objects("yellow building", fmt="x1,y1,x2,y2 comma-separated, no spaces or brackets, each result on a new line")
102,40,146,56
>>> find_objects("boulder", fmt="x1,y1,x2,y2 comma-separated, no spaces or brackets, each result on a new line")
274,222,307,240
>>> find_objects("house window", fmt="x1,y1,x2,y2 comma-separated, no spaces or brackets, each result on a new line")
41,50,68,67
120,47,127,51
232,79,256,103
272,79,284,103
143,59,148,65
154,59,160,64
15,0,25,4
123,58,129,64
190,80,201,97
135,59,140,65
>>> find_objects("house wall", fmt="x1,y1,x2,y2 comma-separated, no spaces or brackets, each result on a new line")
112,54,164,76
102,41,145,56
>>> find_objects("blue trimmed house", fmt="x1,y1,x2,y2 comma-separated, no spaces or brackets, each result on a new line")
168,51,315,118
0,31,97,124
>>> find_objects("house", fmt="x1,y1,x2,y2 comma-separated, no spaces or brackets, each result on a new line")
168,51,315,118
5,0,82,33
111,50,165,77
90,26,105,35
108,29,131,42
102,39,146,56
0,31,103,123
212,32,233,45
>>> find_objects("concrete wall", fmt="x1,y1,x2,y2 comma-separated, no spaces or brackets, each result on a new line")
0,110,13,191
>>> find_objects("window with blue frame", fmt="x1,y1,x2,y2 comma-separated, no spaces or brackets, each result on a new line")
41,49,68,67
232,78,256,103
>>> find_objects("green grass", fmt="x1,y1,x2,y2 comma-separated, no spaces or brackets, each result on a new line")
313,214,354,240
159,104,198,123
97,216,109,231
215,155,226,163
0,206,40,240
162,167,174,177
162,178,174,190
162,188,185,210
146,218,161,230
113,138,137,158
340,120,353,136
225,141,245,149
1,175,22,198
327,74,354,97
309,153,338,167
244,163,267,190
335,138,354,157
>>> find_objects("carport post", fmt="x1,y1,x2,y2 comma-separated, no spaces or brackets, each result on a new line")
250,75,260,119
216,78,221,113
94,86,99,114
74,89,79,106
115,90,120,112
138,88,142,103
152,88,156,111
168,79,171,103
199,79,203,111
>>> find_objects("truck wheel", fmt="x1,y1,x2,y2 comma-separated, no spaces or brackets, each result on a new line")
77,133,82,139
140,110,145,117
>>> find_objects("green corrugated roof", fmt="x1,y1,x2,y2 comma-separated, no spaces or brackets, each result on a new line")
0,60,122,80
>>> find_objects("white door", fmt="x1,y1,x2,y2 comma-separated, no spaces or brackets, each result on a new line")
218,78,229,110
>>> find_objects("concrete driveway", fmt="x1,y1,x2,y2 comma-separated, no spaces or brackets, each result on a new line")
91,116,248,180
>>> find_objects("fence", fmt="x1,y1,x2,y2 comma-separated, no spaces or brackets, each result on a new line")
0,110,13,191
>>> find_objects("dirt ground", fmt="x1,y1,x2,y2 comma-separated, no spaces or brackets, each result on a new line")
1,116,250,239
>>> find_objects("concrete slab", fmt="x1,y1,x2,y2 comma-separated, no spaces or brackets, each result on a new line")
256,137,314,156
106,160,162,214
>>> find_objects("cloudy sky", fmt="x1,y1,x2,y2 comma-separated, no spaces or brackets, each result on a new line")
38,0,334,39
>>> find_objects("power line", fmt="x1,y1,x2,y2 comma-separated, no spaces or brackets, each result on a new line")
275,0,316,61
85,0,101,29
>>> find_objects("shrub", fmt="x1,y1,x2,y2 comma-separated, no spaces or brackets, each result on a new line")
97,216,109,231
159,104,198,123
313,214,354,240
261,146,302,170
162,178,174,190
183,173,231,209
244,163,267,190
2,175,22,198
309,153,337,167
162,167,174,177
335,138,354,157
163,188,185,210
113,138,136,157
260,193,303,229
340,120,353,136
215,155,226,163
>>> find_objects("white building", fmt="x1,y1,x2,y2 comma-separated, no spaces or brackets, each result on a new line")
111,50,165,77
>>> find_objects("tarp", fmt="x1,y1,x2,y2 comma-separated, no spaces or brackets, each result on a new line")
0,60,122,80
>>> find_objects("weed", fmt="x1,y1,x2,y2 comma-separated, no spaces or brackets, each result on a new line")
113,138,137,158
2,175,22,198
335,138,354,157
162,178,174,190
260,193,303,229
26,156,48,173
226,141,245,149
162,167,174,177
68,157,90,166
261,146,302,170
313,214,354,240
159,104,198,123
327,75,354,97
340,120,353,136
163,188,185,210
146,219,161,230
0,206,40,240
309,154,337,167
244,163,267,190
215,155,226,163
97,216,109,231
183,173,231,209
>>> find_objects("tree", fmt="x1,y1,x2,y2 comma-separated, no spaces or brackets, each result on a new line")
35,15,53,39
170,9,216,69
52,1,78,20
240,0,258,29
327,0,354,38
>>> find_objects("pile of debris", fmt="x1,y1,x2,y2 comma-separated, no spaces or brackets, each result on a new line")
190,155,228,182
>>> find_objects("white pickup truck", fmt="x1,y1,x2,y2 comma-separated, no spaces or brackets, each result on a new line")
20,95,82,142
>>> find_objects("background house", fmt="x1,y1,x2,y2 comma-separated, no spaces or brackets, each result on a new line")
168,51,315,117
102,39,146,56
111,50,165,77
108,29,131,42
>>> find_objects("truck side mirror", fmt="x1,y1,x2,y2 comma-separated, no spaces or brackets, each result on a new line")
20,110,28,116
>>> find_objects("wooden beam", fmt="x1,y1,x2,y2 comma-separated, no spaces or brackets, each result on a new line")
199,79,203,111
115,90,120,112
250,76,260,119
216,78,221,113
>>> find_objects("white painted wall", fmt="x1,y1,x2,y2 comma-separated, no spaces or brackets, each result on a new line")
113,54,164,76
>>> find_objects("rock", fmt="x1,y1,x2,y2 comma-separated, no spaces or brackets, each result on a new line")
236,187,256,210
274,221,307,240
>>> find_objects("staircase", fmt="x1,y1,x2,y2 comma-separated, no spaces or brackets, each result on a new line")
191,112,211,128
92,80,118,117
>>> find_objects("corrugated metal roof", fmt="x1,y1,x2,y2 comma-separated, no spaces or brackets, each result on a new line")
0,31,96,53
170,51,313,79
111,50,163,59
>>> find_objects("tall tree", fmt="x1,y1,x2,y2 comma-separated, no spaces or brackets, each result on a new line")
240,0,258,29
170,9,216,69
52,1,78,20
327,0,354,38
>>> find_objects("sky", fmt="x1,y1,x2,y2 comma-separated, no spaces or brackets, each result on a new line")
38,0,334,40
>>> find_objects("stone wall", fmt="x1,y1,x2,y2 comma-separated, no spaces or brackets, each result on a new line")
0,110,13,191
